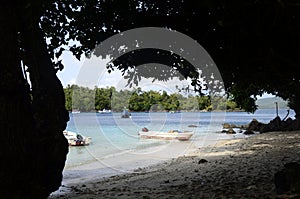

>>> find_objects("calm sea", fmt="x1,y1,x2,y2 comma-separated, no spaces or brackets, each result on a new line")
65,108,295,169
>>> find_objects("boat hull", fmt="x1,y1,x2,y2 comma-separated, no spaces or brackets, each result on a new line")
63,131,91,146
138,131,194,141
67,137,92,146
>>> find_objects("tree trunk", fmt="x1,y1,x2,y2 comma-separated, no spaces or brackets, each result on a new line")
0,1,36,198
0,1,69,198
290,93,300,130
21,11,70,199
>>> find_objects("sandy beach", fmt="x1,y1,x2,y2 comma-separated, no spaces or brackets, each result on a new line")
49,131,300,199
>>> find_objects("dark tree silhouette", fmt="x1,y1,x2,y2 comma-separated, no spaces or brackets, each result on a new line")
0,1,68,198
43,0,299,114
0,0,299,198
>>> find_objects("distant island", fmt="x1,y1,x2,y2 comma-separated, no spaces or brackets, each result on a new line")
64,85,290,112
64,85,241,112
256,97,288,109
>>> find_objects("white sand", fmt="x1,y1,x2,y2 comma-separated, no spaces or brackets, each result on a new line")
49,131,300,198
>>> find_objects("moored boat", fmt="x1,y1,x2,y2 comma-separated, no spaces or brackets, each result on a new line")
138,129,194,141
98,109,112,114
63,131,91,146
121,109,131,118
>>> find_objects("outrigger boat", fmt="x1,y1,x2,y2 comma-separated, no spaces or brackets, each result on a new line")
63,131,91,146
138,128,194,141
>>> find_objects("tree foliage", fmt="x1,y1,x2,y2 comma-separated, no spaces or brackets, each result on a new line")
41,0,299,116
64,85,239,112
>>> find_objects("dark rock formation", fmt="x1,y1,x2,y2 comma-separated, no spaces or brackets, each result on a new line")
243,130,255,135
221,128,236,134
221,116,300,134
198,159,208,164
274,162,300,195
222,123,247,129
247,119,265,132
227,128,236,134
247,117,300,133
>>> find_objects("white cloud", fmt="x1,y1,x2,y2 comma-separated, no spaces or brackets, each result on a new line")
57,51,85,87
67,78,76,86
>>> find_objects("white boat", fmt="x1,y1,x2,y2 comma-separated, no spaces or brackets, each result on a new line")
63,131,91,146
138,129,194,141
71,110,80,114
169,110,181,113
98,109,112,114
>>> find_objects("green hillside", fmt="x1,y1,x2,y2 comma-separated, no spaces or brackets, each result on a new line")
256,97,288,109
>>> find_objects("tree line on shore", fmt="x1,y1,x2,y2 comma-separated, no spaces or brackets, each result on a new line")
64,85,240,112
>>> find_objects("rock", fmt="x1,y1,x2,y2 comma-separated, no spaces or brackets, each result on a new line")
244,130,255,135
226,128,236,134
222,123,231,129
268,116,282,131
251,117,300,133
221,128,236,134
240,124,249,129
247,117,282,133
259,124,271,133
247,119,265,132
198,159,208,164
281,117,294,130
221,129,228,133
237,129,243,134
274,162,300,194
282,118,300,131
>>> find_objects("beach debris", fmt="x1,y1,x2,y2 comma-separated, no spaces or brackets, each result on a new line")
274,162,300,195
198,159,208,164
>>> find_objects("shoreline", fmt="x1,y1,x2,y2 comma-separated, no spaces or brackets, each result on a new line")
50,131,300,198
57,132,239,185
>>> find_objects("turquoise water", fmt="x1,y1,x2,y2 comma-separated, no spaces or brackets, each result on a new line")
65,109,295,168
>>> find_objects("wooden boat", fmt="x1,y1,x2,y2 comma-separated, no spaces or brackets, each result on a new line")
138,129,194,141
63,131,91,146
